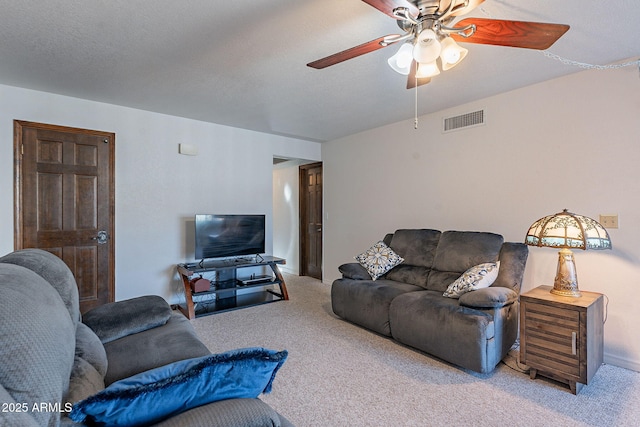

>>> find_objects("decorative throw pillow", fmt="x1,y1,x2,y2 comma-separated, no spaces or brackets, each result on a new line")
355,241,404,280
443,261,500,298
69,347,288,427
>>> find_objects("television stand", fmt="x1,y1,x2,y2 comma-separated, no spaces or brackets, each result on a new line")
176,256,289,319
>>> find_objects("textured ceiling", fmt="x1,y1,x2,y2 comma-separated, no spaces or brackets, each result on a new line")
0,0,638,142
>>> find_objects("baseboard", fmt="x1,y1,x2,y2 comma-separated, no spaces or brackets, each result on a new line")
604,352,640,372
278,266,296,275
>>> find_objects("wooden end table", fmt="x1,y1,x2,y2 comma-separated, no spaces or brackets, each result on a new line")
520,285,604,394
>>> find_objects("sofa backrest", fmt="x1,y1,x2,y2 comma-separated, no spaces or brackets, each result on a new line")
385,229,441,288
427,231,504,292
0,248,81,325
0,263,76,427
382,229,526,293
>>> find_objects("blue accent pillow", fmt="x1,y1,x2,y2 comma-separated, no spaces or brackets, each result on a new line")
69,347,288,427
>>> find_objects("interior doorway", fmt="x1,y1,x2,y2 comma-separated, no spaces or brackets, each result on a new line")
272,158,322,280
299,162,323,280
14,120,115,313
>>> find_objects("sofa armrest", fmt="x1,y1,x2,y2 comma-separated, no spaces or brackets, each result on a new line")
83,295,172,344
151,398,292,427
458,287,518,309
338,263,372,280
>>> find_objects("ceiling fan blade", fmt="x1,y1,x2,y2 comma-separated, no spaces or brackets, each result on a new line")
450,18,569,50
361,0,417,18
450,0,485,17
406,60,431,89
307,35,400,69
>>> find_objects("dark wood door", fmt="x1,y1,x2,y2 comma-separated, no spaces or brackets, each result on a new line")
14,121,115,313
300,162,322,280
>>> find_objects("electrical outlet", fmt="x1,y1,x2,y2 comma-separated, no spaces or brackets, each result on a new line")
599,214,618,229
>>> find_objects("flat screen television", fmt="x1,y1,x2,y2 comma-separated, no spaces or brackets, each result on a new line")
194,214,265,260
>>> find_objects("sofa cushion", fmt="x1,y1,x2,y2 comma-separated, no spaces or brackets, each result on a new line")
443,261,500,298
103,312,211,385
0,264,76,427
389,290,497,373
0,248,81,324
382,264,431,288
70,348,288,427
155,399,293,427
355,241,404,280
427,231,503,292
331,278,423,336
83,295,173,344
153,398,287,427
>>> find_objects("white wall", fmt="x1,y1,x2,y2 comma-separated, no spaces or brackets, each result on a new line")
322,64,640,371
0,84,321,304
273,160,302,274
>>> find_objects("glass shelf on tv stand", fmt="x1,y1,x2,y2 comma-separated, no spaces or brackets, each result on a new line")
176,255,289,319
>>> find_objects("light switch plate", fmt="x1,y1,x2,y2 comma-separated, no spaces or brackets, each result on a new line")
179,143,198,156
599,214,618,229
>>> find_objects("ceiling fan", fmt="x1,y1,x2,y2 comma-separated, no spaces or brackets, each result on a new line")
307,0,570,89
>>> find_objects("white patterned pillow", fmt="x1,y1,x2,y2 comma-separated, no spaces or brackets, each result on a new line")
443,261,500,298
355,241,404,280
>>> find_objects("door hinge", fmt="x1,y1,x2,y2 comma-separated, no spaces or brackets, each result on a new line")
21,143,24,155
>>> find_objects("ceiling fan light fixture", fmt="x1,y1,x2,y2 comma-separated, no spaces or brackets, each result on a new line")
439,37,468,70
388,42,414,75
415,61,440,78
413,29,441,64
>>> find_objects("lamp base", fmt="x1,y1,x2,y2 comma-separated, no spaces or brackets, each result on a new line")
551,248,581,297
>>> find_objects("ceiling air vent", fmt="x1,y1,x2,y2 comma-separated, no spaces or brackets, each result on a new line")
443,109,485,133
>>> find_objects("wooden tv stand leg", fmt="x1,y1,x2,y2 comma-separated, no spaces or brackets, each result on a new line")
270,263,289,300
178,273,196,320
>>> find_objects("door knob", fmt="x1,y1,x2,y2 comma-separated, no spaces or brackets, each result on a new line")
92,230,109,244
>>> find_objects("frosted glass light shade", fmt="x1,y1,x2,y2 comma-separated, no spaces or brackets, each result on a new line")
413,29,441,64
388,43,414,75
415,61,440,78
439,37,468,70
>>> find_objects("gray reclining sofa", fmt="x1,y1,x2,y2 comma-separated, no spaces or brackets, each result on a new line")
332,229,528,374
0,248,292,427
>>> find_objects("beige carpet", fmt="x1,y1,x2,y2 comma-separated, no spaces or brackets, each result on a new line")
192,274,640,427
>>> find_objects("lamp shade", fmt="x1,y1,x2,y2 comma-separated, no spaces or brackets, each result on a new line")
525,209,611,297
388,42,414,75
413,29,441,64
525,209,612,251
415,61,440,78
439,37,468,71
